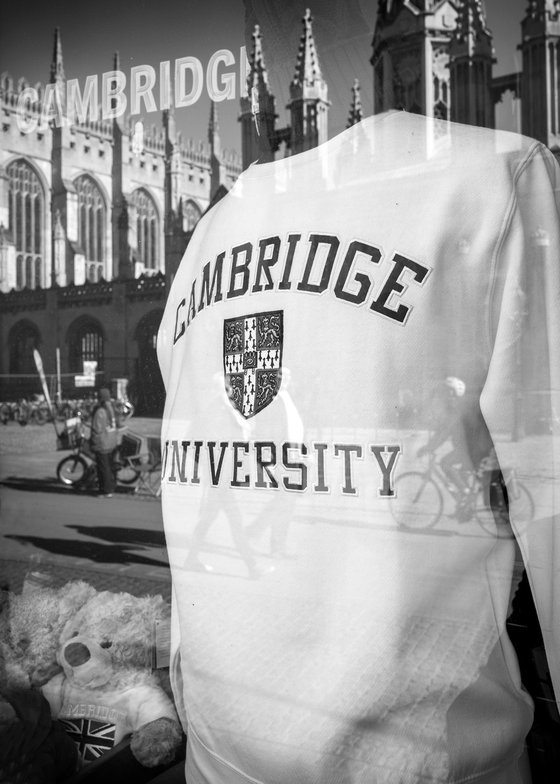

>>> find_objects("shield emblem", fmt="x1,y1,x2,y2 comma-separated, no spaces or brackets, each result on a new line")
224,310,283,419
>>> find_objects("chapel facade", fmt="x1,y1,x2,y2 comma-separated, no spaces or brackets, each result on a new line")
1,2,559,413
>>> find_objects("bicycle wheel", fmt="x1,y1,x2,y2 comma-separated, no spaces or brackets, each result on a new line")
112,446,140,485
17,408,29,426
32,404,49,425
475,480,534,538
115,461,140,485
390,472,443,530
57,455,88,486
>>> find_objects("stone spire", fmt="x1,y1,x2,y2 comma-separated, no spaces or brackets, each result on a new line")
452,0,493,57
208,101,226,197
347,79,364,128
49,27,65,86
239,24,277,167
48,27,66,119
208,100,220,153
288,9,329,155
291,8,324,88
246,25,274,107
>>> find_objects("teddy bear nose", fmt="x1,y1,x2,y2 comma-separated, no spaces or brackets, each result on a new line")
64,642,91,666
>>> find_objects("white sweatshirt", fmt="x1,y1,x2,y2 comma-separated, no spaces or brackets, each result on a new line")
157,111,560,784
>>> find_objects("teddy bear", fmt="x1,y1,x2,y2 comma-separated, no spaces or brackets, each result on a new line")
40,589,183,769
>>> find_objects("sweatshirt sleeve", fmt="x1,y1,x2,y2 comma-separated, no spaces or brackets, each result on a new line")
480,142,560,709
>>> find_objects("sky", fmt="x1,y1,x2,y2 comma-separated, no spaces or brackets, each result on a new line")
0,0,527,152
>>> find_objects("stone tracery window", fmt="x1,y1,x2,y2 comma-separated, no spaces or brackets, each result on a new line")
184,199,202,232
8,159,44,290
68,317,104,373
75,175,106,282
131,189,159,271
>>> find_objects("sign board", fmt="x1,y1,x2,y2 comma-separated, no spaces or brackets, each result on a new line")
75,360,97,388
83,361,97,381
74,375,95,388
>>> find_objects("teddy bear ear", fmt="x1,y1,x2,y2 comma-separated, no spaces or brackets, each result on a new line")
141,594,169,623
58,581,98,613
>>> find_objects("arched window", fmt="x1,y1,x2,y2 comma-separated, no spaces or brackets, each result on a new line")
184,200,202,232
68,317,104,374
9,320,40,375
131,189,159,271
75,175,105,282
8,160,44,290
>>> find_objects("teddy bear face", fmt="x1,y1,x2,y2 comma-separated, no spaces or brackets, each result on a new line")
58,591,168,690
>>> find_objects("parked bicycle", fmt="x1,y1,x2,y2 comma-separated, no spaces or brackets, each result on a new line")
390,450,534,538
0,397,50,426
56,418,140,491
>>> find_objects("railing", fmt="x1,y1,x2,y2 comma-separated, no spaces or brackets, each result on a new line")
57,280,114,308
0,274,168,312
0,287,47,312
125,272,167,302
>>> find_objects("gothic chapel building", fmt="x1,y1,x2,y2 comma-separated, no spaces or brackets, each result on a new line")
1,2,559,412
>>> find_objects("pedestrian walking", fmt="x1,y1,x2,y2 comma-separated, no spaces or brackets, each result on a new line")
90,387,118,498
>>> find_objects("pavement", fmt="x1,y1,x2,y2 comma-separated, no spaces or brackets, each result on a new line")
0,417,172,599
1,417,558,603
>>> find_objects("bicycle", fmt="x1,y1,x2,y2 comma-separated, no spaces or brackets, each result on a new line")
390,451,534,538
56,423,140,491
0,398,49,426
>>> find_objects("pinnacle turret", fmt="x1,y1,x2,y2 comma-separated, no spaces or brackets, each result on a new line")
347,79,364,128
49,27,65,86
291,9,323,89
288,9,329,155
452,0,493,56
247,25,273,99
240,24,277,166
525,0,560,18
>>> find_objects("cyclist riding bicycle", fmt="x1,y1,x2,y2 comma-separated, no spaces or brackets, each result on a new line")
417,377,475,509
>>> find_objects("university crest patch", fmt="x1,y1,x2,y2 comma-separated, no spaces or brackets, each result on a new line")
224,310,283,419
